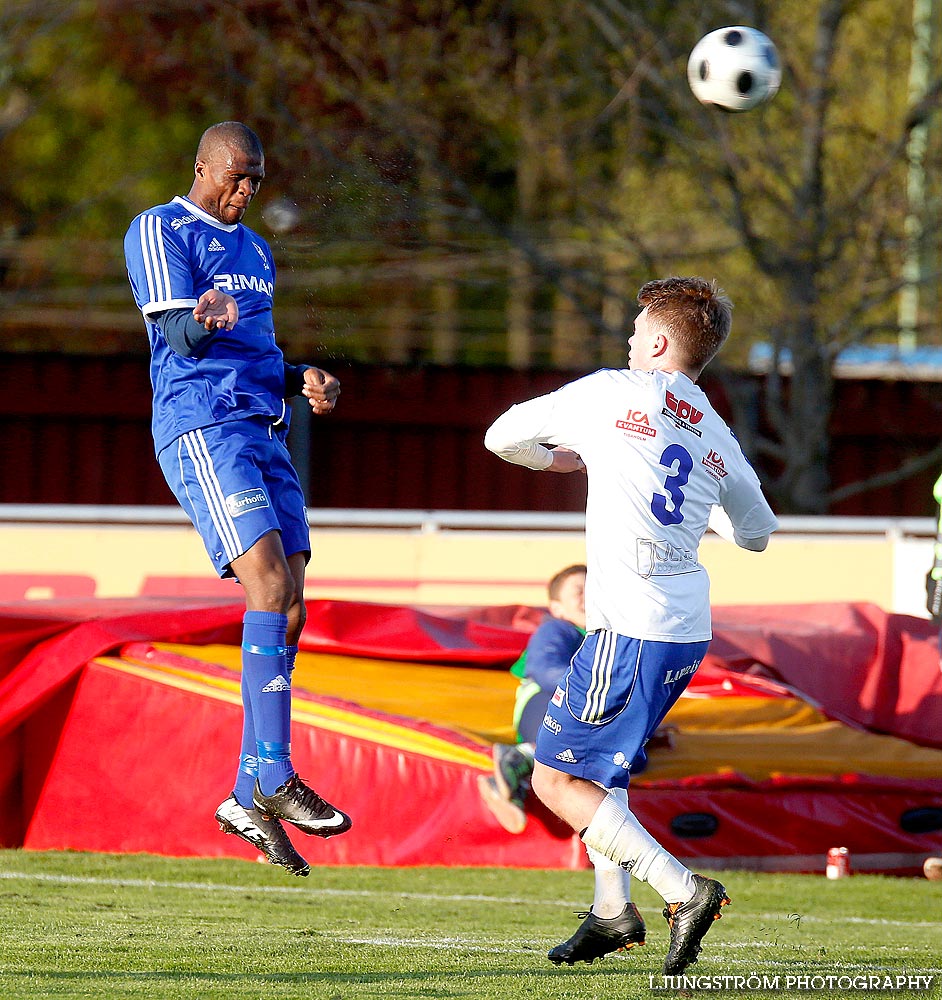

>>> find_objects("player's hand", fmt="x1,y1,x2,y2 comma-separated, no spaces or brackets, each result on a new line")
548,447,585,474
193,289,239,331
301,367,340,415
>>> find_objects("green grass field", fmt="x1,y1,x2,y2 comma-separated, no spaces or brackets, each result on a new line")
0,850,938,1000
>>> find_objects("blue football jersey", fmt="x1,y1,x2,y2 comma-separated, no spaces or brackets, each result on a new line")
124,195,288,454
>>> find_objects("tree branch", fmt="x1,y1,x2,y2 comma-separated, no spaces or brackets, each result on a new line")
828,442,942,505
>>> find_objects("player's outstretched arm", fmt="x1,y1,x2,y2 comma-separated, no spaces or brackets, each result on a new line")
193,289,239,331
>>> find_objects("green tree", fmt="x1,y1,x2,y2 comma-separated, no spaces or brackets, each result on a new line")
2,0,940,513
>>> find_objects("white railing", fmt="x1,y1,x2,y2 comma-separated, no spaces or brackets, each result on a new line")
0,504,935,538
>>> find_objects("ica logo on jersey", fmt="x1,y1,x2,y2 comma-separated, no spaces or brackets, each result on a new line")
662,390,704,437
702,449,728,480
615,409,657,439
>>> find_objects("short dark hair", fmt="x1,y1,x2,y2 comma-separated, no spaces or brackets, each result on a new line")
548,564,587,601
196,121,264,163
637,276,732,372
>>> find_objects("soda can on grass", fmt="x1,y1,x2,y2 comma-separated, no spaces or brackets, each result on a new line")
826,846,851,879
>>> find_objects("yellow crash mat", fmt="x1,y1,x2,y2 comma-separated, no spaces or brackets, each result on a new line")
148,643,942,781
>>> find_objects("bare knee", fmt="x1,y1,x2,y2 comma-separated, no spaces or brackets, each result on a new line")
232,532,295,614
243,568,295,614
531,761,572,811
285,552,308,644
532,761,608,833
286,590,306,644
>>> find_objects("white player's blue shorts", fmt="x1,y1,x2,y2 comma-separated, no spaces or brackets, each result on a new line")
534,629,710,789
158,418,311,578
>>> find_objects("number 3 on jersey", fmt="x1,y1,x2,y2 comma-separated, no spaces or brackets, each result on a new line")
651,443,693,526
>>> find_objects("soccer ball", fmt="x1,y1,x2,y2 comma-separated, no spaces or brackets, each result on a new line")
687,26,781,112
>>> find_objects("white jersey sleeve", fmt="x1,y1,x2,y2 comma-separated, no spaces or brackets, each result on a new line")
483,396,558,470
485,368,777,641
707,504,767,550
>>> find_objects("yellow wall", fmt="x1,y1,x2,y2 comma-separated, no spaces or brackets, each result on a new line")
0,518,926,615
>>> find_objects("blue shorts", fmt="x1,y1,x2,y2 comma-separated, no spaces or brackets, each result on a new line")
158,418,311,578
534,630,710,789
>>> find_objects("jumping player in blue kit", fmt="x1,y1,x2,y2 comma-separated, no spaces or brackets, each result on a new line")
124,121,351,877
485,277,778,975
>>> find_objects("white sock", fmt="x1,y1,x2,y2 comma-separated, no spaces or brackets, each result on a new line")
587,846,631,917
586,787,632,918
582,792,695,904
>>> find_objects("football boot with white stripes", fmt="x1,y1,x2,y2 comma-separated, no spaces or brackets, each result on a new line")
214,794,310,877
253,775,352,838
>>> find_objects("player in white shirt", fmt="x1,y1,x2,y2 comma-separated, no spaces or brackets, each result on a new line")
484,276,777,975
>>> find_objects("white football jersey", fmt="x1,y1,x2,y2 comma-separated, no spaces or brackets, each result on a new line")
485,368,778,641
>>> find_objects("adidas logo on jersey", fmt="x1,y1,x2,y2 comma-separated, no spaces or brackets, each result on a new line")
261,674,291,693
555,748,578,764
207,238,226,252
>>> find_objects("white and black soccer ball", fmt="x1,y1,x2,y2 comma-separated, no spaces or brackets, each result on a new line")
687,26,781,113
262,197,301,234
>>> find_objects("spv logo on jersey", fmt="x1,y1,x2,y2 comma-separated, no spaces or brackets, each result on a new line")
663,390,703,437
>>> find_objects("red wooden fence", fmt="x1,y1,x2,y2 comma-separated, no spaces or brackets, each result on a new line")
1,354,939,516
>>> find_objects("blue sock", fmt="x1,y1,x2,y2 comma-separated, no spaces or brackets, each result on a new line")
233,668,259,808
242,611,295,796
286,644,298,676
